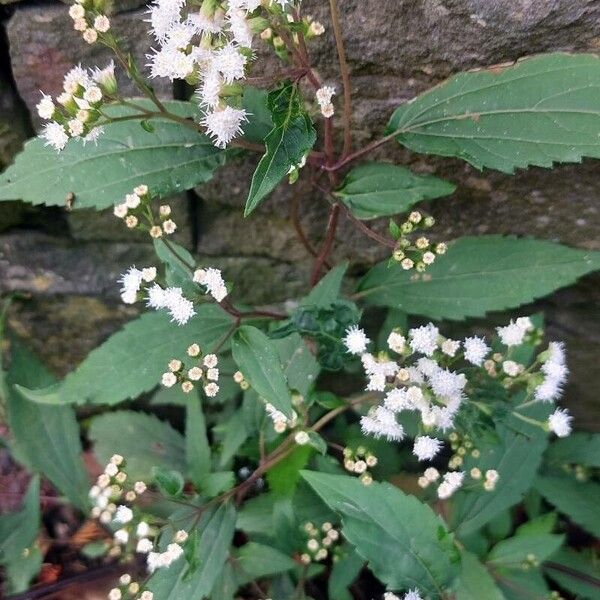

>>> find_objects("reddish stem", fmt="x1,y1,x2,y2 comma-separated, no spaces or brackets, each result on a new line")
340,204,397,248
311,203,341,285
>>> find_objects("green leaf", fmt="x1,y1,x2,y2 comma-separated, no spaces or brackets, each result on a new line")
301,471,459,597
267,446,313,496
535,475,600,537
487,534,564,568
153,467,185,497
186,395,211,487
216,411,248,468
147,502,236,600
387,53,600,173
273,333,320,397
245,83,316,215
451,406,549,537
233,542,296,585
154,239,196,294
301,263,348,308
4,342,89,510
89,411,185,482
242,87,274,143
0,476,40,563
515,512,557,537
0,100,224,209
231,325,293,418
454,551,504,600
3,547,43,594
357,235,600,320
544,548,600,600
496,569,550,600
19,307,233,405
328,547,364,600
306,432,328,455
334,163,455,220
545,432,600,468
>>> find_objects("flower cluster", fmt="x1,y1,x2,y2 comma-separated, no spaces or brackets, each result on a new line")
233,370,249,390
299,521,340,565
119,266,157,304
146,284,196,325
113,185,177,239
265,402,298,433
69,0,111,44
38,63,117,150
384,590,422,600
146,529,188,573
316,86,335,118
193,267,228,303
343,316,573,499
260,13,324,60
108,574,153,600
342,446,377,485
390,211,447,272
161,344,220,397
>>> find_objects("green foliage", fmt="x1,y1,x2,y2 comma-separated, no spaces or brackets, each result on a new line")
454,551,504,600
147,502,236,600
328,547,364,600
0,101,224,209
300,262,348,308
4,342,89,510
18,307,233,406
358,235,600,319
334,162,455,220
273,332,320,397
302,471,460,597
153,467,185,497
186,395,211,487
545,432,600,468
231,325,294,418
233,542,297,585
89,410,185,481
241,87,274,143
245,83,316,215
0,477,41,594
535,475,600,537
387,53,600,172
544,548,600,600
487,533,564,567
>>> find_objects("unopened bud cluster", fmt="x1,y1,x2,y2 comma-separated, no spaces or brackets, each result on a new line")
447,432,479,470
299,521,340,565
69,0,111,44
343,446,377,486
113,184,177,239
260,13,324,62
233,370,250,390
468,467,500,491
389,211,447,272
107,573,153,600
161,345,220,397
265,401,298,433
38,63,117,151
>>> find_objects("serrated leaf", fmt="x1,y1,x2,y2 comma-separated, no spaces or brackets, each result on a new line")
4,342,89,510
334,163,455,220
242,87,274,143
245,83,316,215
19,307,233,406
487,533,564,567
147,502,236,600
301,471,460,597
328,547,364,600
267,446,313,496
231,325,293,418
387,53,600,173
233,542,297,585
273,333,320,397
451,405,550,536
0,100,224,209
89,411,185,481
454,551,504,600
535,475,600,537
357,235,600,320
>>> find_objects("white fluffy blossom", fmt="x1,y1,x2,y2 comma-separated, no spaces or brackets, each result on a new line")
409,323,439,356
404,590,423,600
535,341,568,402
42,122,69,151
146,285,195,325
213,44,247,83
360,406,404,441
413,436,443,461
114,505,133,524
147,0,185,42
119,266,144,304
548,408,572,437
497,319,531,347
201,106,248,148
463,336,490,366
193,267,228,302
437,471,464,499
343,325,370,355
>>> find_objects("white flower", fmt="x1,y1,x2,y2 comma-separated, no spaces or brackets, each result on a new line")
136,521,151,537
64,65,91,94
409,323,439,356
108,589,122,600
497,320,527,347
201,106,248,148
92,61,116,90
213,44,247,83
360,406,404,442
343,325,370,355
441,339,460,357
147,0,185,42
227,9,253,46
104,463,118,476
162,219,177,234
36,94,55,120
194,267,228,302
197,70,222,108
428,367,466,403
320,103,334,118
140,592,154,600
316,86,335,117
295,431,309,445
83,85,102,104
119,267,144,304
424,467,439,482
114,528,129,544
137,538,153,553
188,366,203,381
548,408,572,437
114,505,133,523
173,530,188,543
387,331,405,353
67,118,84,137
166,543,184,562
69,4,85,19
83,28,98,44
203,354,218,368
502,360,521,377
383,594,400,600
141,267,157,282
412,436,443,461
463,336,489,366
164,21,196,49
384,388,411,412
83,126,104,145
404,590,423,600
204,382,219,397
437,471,464,498
42,122,69,151
515,316,534,331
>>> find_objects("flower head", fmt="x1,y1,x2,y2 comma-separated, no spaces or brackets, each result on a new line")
548,408,572,437
343,325,370,355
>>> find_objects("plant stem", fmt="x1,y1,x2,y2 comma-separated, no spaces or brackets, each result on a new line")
311,203,341,285
340,204,397,248
328,0,353,157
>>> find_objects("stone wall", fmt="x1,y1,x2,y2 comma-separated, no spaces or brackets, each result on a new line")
0,0,599,427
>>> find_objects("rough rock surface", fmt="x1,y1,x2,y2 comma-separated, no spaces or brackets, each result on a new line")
0,0,599,427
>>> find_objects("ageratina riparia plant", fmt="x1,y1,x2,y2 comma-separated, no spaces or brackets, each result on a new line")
1,0,600,598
